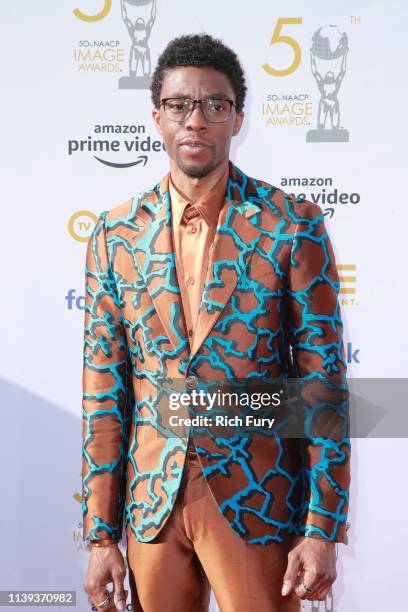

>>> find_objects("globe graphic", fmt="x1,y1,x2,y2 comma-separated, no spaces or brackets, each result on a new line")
312,25,348,60
125,0,152,6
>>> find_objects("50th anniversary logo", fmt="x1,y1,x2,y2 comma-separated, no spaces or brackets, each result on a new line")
71,1,162,171
73,0,157,88
260,16,356,142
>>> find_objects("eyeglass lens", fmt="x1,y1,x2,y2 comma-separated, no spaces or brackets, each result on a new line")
164,98,232,122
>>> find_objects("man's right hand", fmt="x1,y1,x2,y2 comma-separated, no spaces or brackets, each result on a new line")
83,544,128,611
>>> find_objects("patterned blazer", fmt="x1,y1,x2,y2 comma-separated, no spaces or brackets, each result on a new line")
82,161,350,546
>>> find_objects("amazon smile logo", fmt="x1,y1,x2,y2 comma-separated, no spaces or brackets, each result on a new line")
68,122,165,168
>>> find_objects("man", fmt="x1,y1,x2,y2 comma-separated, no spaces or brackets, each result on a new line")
82,34,350,612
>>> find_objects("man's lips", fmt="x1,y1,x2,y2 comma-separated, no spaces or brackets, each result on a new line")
178,139,212,157
178,138,212,148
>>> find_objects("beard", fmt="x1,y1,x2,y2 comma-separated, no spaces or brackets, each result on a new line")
174,149,218,179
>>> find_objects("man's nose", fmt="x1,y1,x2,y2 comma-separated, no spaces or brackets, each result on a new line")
184,103,208,130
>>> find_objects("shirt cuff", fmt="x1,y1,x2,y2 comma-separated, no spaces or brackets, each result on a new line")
89,539,119,548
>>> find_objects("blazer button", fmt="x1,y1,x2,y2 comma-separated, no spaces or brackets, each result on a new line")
185,375,197,389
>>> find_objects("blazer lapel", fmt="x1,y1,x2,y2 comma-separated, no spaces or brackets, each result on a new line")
132,163,265,359
133,174,189,353
191,163,263,358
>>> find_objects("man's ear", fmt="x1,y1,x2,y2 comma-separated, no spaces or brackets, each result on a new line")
232,111,244,136
152,108,163,136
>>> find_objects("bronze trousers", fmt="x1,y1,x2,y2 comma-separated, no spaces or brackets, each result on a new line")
126,443,300,612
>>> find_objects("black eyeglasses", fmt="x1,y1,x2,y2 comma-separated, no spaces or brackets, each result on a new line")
160,97,236,123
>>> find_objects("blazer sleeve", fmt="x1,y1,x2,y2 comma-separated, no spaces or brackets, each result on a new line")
287,202,350,544
81,211,132,543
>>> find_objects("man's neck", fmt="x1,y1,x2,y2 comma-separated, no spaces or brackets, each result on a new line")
169,158,229,202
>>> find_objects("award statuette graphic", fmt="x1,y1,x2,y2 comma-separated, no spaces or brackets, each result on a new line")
119,0,157,89
306,25,349,143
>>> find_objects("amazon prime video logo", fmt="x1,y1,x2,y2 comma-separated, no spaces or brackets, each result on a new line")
67,123,164,168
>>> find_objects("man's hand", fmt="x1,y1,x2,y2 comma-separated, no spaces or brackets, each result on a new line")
281,535,337,601
84,544,128,611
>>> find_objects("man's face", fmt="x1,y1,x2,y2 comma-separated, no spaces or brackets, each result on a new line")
152,66,244,178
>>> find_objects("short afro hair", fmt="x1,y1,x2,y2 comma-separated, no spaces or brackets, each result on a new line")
150,33,247,112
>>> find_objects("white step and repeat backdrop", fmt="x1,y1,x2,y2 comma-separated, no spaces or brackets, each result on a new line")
1,1,408,610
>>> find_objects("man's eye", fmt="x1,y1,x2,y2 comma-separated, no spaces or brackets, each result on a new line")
168,101,187,111
208,100,227,112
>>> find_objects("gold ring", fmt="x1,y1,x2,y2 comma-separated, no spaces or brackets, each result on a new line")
302,581,314,593
94,591,112,609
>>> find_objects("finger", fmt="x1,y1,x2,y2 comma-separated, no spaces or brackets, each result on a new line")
112,570,127,611
302,566,323,592
281,552,302,597
113,588,128,611
92,588,112,610
294,569,319,600
309,581,332,602
302,565,336,599
311,577,333,599
295,576,330,601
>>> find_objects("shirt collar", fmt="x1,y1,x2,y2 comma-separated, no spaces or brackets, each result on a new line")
168,162,229,227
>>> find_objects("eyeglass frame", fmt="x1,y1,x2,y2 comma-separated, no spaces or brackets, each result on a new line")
159,97,236,123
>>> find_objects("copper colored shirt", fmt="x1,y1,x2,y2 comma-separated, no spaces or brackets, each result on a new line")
169,165,229,456
168,165,229,350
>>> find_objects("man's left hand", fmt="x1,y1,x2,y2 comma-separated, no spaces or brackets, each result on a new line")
281,535,337,601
